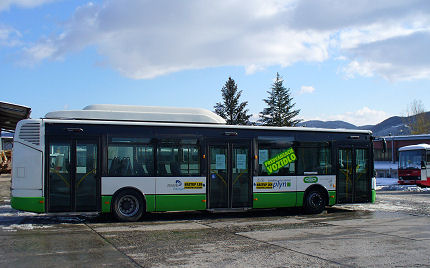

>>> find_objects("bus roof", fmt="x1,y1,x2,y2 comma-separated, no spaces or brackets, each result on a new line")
399,144,430,151
45,104,226,125
41,104,372,135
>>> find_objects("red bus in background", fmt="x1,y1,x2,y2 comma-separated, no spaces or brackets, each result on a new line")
398,144,430,187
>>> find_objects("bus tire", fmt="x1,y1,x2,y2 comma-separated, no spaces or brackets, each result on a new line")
304,189,326,214
112,189,144,222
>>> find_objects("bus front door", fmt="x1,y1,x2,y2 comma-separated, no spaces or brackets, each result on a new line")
337,147,370,203
208,143,251,209
47,138,100,212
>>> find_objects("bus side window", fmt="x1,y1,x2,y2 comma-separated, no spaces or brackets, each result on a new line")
296,143,331,175
158,139,200,177
108,137,154,177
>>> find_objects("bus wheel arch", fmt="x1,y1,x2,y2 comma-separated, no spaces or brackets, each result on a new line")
303,184,328,214
111,187,146,222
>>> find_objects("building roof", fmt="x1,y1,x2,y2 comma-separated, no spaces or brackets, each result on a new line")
0,101,31,131
376,134,430,141
45,104,227,125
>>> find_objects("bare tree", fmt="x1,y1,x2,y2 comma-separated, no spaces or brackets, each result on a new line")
405,100,430,134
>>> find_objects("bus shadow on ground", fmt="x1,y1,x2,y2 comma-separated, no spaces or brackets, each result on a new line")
0,201,360,227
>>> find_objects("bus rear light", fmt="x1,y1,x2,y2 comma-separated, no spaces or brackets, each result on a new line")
39,200,44,204
202,199,206,203
254,198,258,201
104,201,110,204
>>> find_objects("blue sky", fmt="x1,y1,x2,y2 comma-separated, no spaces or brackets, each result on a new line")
1,0,430,126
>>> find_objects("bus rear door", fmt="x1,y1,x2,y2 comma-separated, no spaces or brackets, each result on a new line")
337,146,371,203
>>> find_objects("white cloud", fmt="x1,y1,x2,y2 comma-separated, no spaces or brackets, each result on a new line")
16,0,430,81
0,0,57,11
299,86,315,94
245,64,265,75
342,31,430,81
310,107,390,126
0,25,21,47
20,0,330,79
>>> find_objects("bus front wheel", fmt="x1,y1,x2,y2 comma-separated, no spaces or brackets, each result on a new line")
304,190,326,214
112,189,144,222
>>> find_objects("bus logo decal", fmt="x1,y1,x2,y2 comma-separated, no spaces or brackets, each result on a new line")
256,182,273,189
263,147,297,175
184,182,204,189
304,176,318,183
273,180,291,189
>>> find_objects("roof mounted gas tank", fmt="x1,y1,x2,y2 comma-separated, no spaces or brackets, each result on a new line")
44,104,226,125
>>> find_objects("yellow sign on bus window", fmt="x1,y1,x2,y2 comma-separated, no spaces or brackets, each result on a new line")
263,147,297,175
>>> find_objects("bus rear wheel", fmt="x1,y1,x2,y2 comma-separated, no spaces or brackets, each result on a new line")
304,190,326,214
112,189,144,222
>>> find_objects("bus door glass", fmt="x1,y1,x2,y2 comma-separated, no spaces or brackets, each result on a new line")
208,142,251,209
337,147,370,203
47,138,99,212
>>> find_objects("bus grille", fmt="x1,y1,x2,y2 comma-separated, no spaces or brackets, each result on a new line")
18,122,41,146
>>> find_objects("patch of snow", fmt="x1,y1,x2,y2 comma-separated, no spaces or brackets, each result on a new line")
341,202,412,213
2,224,52,232
374,161,398,170
0,204,38,216
375,177,430,191
376,178,430,192
376,177,397,186
377,184,430,192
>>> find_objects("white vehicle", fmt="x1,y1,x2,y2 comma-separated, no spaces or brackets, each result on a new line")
11,104,375,221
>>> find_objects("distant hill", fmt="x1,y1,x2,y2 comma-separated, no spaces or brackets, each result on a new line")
297,112,430,136
298,120,358,130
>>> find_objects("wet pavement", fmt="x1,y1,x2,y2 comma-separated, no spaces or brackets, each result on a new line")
1,173,430,267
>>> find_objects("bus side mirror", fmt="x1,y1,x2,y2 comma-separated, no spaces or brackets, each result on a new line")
421,161,426,169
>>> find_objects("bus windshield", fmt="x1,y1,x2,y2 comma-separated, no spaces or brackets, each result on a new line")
399,150,425,169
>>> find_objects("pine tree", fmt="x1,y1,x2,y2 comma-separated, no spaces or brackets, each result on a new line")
214,77,252,125
258,73,301,126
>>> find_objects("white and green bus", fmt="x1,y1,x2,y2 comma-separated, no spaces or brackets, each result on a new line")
11,105,375,221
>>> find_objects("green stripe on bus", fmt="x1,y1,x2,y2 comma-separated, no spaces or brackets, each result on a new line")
253,192,297,208
296,192,304,206
146,195,156,212
11,197,45,213
101,196,112,213
371,190,376,203
155,194,206,212
328,190,336,206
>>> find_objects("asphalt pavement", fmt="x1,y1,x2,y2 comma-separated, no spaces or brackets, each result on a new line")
1,174,430,267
